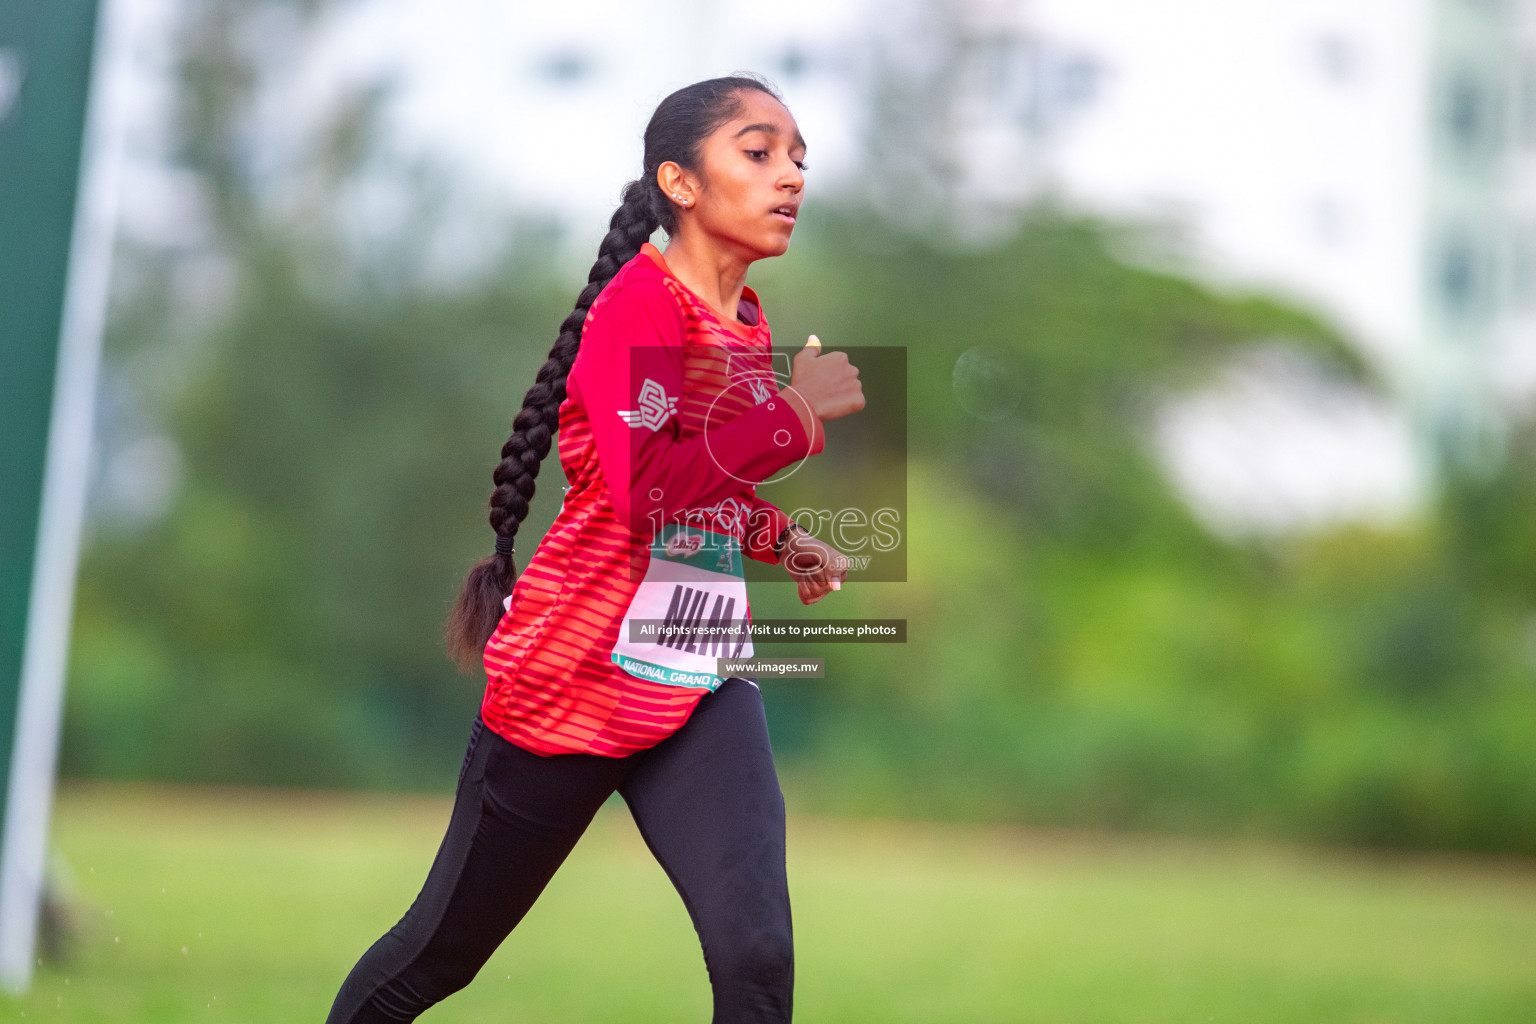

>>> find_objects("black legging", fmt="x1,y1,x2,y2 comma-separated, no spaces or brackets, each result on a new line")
325,677,793,1023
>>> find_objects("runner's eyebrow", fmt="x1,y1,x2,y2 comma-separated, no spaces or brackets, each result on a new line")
732,122,808,151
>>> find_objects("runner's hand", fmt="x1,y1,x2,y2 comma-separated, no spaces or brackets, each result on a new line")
783,334,864,426
782,531,851,605
789,334,864,421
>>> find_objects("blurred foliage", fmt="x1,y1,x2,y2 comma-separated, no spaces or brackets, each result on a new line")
70,242,566,787
60,0,1536,852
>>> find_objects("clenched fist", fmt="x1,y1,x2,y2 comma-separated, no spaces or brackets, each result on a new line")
778,334,865,448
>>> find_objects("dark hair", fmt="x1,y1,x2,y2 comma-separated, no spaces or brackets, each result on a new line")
446,74,784,672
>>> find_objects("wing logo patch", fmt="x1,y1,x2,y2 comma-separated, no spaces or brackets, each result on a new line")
618,378,678,431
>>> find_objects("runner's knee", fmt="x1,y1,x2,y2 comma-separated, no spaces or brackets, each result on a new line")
712,922,794,998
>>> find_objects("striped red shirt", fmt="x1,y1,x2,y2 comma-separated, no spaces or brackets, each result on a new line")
479,242,823,756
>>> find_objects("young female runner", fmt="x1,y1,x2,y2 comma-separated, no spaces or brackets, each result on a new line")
325,76,864,1023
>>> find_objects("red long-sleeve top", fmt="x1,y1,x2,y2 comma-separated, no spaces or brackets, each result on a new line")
480,242,823,756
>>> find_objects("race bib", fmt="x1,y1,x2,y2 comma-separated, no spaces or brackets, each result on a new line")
611,524,754,691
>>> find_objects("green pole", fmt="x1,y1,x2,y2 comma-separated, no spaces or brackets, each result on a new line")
0,0,124,992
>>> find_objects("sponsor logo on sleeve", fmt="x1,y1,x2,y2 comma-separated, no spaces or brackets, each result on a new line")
618,378,678,431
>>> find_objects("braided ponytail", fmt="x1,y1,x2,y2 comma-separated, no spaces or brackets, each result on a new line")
446,74,783,672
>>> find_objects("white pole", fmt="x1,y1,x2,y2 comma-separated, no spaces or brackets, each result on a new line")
0,0,133,993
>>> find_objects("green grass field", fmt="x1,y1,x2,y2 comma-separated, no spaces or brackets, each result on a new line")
4,783,1533,1022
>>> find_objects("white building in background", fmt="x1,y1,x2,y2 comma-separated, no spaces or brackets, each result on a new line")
942,0,1524,521
117,0,1536,531
882,0,1536,528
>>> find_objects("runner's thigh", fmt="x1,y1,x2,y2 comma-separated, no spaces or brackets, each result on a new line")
327,723,623,1022
420,728,625,972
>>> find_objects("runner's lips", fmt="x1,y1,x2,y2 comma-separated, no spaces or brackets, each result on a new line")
771,202,799,223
